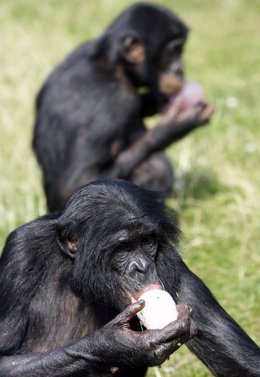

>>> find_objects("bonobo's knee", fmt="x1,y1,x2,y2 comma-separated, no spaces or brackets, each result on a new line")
130,154,174,193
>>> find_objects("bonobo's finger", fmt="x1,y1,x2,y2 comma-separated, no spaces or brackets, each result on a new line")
189,318,198,338
151,316,191,344
176,304,192,320
182,102,214,125
176,305,197,338
111,300,145,325
175,102,205,122
193,102,208,116
199,104,215,123
146,326,193,366
165,329,192,353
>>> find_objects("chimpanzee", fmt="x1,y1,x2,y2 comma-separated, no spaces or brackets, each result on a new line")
33,2,214,212
0,180,259,377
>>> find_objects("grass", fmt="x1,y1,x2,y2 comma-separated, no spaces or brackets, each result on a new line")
0,0,260,376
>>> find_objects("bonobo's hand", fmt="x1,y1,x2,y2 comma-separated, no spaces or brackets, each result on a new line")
161,100,214,128
96,300,195,370
176,102,214,126
160,80,214,128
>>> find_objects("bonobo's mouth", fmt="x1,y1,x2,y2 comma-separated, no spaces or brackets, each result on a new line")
161,80,206,116
130,284,180,329
130,283,163,303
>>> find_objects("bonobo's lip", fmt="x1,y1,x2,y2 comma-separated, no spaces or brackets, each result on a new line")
131,283,163,303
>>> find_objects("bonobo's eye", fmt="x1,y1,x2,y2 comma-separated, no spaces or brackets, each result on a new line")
140,234,157,254
160,38,184,69
166,39,184,55
116,240,132,252
112,240,133,273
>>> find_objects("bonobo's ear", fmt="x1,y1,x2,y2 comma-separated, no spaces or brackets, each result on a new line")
121,32,145,65
57,232,78,259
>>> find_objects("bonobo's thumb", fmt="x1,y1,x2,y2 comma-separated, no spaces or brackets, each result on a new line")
110,300,145,327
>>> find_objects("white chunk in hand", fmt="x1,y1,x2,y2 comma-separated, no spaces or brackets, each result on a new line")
137,289,178,329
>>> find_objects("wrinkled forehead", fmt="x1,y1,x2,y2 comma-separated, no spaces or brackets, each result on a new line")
107,215,160,242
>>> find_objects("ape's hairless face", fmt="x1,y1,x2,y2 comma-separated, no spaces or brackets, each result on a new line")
111,227,161,300
57,180,175,312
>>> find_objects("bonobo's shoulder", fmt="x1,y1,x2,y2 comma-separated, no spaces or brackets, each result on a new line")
58,40,95,67
43,39,95,83
43,37,115,92
2,213,60,254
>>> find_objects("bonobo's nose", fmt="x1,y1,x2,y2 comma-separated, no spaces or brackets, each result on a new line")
127,255,157,284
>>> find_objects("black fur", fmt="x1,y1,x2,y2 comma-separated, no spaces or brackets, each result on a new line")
0,180,259,376
33,2,212,212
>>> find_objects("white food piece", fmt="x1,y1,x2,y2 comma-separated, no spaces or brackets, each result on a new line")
137,289,178,329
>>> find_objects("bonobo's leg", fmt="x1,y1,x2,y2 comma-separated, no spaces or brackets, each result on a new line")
129,153,174,193
106,103,214,181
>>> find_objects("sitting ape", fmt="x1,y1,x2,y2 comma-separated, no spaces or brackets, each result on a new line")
0,180,259,377
33,2,214,212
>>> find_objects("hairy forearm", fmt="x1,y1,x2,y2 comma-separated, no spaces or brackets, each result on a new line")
107,115,201,179
0,337,107,377
140,93,160,117
176,263,260,376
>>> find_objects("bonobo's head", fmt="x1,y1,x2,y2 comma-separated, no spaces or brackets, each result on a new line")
57,179,181,312
95,3,188,100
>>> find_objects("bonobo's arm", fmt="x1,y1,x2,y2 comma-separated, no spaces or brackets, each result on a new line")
140,93,160,117
176,260,260,377
0,302,193,377
106,103,214,179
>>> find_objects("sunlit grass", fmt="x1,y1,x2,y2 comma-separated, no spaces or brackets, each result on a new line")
0,1,259,376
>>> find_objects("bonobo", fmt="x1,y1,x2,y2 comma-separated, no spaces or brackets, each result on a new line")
0,180,259,377
33,2,214,212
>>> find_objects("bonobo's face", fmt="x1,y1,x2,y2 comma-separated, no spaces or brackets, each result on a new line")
110,4,188,99
121,33,187,99
59,180,177,312
111,227,162,302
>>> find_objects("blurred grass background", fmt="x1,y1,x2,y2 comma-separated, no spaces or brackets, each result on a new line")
0,0,259,376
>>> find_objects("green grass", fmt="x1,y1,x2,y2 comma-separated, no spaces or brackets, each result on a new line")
0,0,260,376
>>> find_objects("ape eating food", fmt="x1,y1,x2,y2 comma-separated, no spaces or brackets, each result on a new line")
0,180,259,377
33,2,214,212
